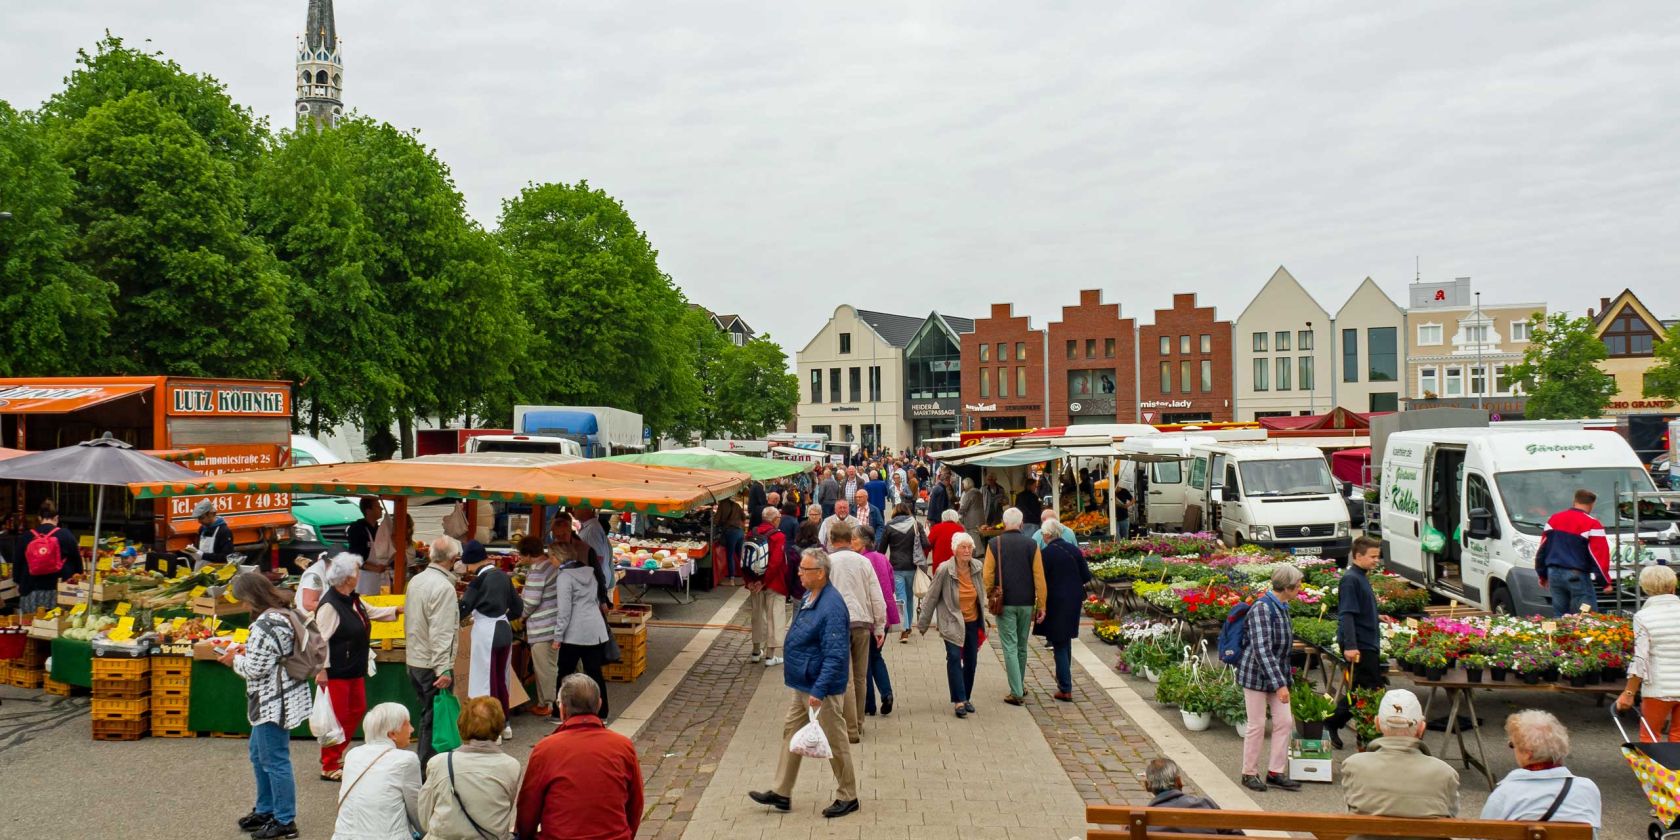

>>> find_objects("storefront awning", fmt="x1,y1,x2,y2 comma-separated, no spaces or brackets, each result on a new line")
0,382,152,413
130,458,750,517
958,447,1069,468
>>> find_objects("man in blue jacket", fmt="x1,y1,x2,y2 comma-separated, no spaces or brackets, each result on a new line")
749,548,860,819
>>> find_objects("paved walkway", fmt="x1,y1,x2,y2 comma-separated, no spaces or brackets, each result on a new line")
681,624,1089,840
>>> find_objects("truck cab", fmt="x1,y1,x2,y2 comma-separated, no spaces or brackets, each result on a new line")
466,434,584,458
1202,443,1351,560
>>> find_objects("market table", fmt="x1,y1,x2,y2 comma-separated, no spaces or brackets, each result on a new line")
189,654,424,737
617,560,695,604
1411,672,1627,788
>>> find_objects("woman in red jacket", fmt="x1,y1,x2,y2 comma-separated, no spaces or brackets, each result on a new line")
745,507,790,666
927,508,966,573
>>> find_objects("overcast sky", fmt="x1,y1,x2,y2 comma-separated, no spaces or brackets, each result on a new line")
7,2,1678,355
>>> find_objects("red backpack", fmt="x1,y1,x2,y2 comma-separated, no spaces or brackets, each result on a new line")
26,527,66,576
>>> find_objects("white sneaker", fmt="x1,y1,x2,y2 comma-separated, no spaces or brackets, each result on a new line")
764,656,783,667
750,651,763,663
501,726,513,740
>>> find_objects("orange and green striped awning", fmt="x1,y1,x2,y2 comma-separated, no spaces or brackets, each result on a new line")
128,458,749,516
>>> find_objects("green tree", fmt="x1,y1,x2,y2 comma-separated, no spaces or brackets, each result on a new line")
499,181,698,440
1509,312,1617,419
0,101,116,375
55,91,290,377
717,334,799,438
1643,324,1680,403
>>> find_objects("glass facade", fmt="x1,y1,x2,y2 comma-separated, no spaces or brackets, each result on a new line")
905,320,962,401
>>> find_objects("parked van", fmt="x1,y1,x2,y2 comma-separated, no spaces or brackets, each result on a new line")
1195,443,1352,559
1378,427,1676,615
466,434,584,458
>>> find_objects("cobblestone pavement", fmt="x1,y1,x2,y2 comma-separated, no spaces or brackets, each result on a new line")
634,602,759,840
682,623,1089,840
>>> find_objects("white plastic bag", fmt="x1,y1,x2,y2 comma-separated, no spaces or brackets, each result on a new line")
310,686,345,746
789,706,832,759
913,568,932,600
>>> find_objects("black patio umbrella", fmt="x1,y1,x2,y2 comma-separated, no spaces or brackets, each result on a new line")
0,433,203,607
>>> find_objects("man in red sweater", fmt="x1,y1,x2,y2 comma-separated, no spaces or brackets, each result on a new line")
517,674,644,840
1535,488,1612,615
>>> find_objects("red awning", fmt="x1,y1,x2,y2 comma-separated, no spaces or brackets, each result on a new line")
0,383,152,413
1257,407,1378,432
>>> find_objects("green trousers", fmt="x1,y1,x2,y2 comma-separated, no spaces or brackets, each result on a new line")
997,605,1035,697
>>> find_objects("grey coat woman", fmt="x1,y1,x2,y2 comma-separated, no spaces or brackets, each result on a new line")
915,533,987,717
550,559,614,719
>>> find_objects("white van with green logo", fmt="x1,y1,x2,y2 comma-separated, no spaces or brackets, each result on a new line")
1379,427,1675,615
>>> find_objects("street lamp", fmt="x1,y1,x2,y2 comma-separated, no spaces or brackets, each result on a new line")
1305,320,1314,416
1474,292,1484,410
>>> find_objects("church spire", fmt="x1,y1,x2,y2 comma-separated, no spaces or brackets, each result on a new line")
295,0,342,128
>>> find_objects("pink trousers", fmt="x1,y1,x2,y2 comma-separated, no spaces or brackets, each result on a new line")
1242,688,1292,776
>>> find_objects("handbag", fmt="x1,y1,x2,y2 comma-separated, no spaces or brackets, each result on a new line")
984,544,1004,617
447,751,498,840
441,502,470,540
912,568,932,600
603,631,622,664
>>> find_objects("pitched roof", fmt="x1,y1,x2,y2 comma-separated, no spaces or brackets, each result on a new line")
856,309,932,348
936,313,976,334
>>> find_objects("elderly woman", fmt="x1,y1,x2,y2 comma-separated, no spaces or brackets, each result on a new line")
1236,565,1302,792
518,535,561,718
927,508,965,573
957,477,986,542
1036,518,1092,702
1481,710,1602,836
314,553,402,781
855,526,901,717
1621,564,1680,741
916,531,987,718
553,529,613,721
224,572,312,840
419,697,522,840
793,504,823,599
334,702,422,840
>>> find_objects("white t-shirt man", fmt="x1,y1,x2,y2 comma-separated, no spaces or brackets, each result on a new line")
294,555,330,610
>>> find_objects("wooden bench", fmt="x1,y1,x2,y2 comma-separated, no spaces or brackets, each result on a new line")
1087,805,1593,840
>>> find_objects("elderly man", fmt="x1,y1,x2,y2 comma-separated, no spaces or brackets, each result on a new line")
1032,510,1078,549
824,521,888,743
749,549,860,819
406,536,463,774
1340,689,1459,833
926,469,953,524
983,508,1046,706
518,674,643,840
817,468,842,519
1141,758,1241,835
819,499,861,551
853,488,884,535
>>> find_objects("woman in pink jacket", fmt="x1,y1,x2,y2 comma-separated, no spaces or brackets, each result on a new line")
852,526,900,717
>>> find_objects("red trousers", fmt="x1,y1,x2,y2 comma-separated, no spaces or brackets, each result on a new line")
320,676,367,773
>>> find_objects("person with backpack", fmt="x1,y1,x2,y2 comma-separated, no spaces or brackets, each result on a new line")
876,502,928,644
223,572,318,840
20,499,80,614
1234,565,1303,793
313,553,403,781
745,506,789,666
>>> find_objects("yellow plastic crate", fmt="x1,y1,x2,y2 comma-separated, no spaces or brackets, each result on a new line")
151,657,192,678
92,657,150,680
152,673,191,690
154,694,191,712
91,697,151,720
9,666,43,690
92,717,148,741
601,658,647,683
43,677,73,697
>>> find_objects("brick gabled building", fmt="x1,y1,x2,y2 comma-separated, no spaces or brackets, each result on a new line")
1047,289,1135,426
960,303,1047,431
1137,293,1233,423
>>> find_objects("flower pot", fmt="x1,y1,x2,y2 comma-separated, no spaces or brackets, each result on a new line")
1490,667,1507,682
1297,721,1325,740
1233,720,1250,738
1521,672,1541,685
1181,710,1213,731
1144,667,1160,684
1543,666,1560,682
1465,668,1483,684
1567,674,1589,688
1426,666,1447,681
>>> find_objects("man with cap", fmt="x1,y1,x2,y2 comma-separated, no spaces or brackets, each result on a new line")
183,499,234,570
1339,688,1460,834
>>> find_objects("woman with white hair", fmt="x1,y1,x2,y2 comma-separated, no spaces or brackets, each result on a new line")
915,530,987,718
1620,564,1680,741
314,552,401,781
333,702,422,840
1481,710,1602,835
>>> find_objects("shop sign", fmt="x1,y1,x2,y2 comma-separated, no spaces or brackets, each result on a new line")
1609,399,1679,410
1140,399,1194,409
830,405,860,412
1069,397,1117,416
964,402,997,412
166,443,291,542
909,400,956,418
167,383,290,417
1403,396,1528,414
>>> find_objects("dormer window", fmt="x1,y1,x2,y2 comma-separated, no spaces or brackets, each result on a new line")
1602,309,1658,357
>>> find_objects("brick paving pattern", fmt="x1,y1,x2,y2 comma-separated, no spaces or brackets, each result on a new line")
633,603,758,840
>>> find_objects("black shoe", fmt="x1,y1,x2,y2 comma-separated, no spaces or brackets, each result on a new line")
748,790,791,812
963,701,975,714
955,705,968,718
252,821,299,840
823,798,860,818
1329,729,1345,750
1266,772,1302,791
1241,774,1267,792
881,695,894,716
865,707,876,716
237,811,273,832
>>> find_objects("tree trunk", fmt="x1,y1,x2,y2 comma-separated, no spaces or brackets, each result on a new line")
398,414,414,459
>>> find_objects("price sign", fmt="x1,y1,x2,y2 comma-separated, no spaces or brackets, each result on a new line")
70,604,86,616
115,602,131,616
191,586,208,597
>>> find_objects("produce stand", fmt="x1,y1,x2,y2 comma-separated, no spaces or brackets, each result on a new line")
187,651,423,737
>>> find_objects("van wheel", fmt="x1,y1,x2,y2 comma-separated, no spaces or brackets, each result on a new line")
1491,584,1515,615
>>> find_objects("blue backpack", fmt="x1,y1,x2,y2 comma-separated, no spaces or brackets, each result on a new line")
1217,599,1258,666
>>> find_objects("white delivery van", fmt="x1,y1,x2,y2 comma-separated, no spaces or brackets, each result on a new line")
1167,442,1351,557
1378,426,1678,615
466,434,584,458
1117,457,1189,531
1115,430,1272,533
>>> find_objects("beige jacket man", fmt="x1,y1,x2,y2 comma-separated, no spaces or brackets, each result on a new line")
826,544,887,742
1340,735,1460,839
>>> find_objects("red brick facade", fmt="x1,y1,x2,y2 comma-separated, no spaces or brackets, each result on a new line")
959,303,1047,430
1047,289,1135,426
1137,293,1233,423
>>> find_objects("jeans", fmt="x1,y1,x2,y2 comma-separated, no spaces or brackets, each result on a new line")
997,605,1035,698
1547,569,1597,615
892,569,916,630
945,620,981,703
407,666,441,775
864,634,893,713
249,722,296,824
558,642,611,720
1051,638,1073,694
721,526,745,578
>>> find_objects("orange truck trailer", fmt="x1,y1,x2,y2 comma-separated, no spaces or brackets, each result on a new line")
0,376,295,564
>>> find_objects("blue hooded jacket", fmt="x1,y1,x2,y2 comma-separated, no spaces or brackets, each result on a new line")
782,584,851,699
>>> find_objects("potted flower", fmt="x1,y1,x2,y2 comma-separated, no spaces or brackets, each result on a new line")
1460,653,1490,684
1509,651,1552,685
1557,652,1599,688
1486,655,1509,683
1178,678,1217,731
1289,682,1335,740
1083,594,1115,620
1211,676,1247,736
1346,686,1385,750
1419,648,1449,682
1092,621,1123,645
1154,663,1189,707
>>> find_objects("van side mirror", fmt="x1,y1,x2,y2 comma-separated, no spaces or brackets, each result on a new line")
1467,507,1497,540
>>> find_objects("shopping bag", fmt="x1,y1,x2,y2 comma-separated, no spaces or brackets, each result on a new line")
310,686,345,746
789,706,832,759
603,632,623,664
432,691,463,753
1421,525,1446,553
370,517,396,567
913,568,932,600
441,502,469,540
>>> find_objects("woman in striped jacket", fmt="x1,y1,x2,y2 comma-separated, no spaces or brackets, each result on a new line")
1235,564,1302,793
519,536,562,719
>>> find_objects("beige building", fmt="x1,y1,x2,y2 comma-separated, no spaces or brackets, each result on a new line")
1331,278,1406,413
794,305,913,454
1403,285,1545,417
1233,267,1334,420
1591,289,1679,416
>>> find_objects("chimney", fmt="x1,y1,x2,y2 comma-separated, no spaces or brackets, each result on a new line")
1601,297,1612,312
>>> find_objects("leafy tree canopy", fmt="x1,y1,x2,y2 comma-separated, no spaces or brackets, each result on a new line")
1509,312,1616,419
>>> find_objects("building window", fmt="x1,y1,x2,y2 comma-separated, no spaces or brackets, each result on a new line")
979,368,990,398
1180,361,1191,394
839,332,851,354
997,343,1009,362
1602,311,1655,357
1200,359,1213,392
979,343,989,362
810,368,823,403
1017,366,1027,396
1105,338,1116,358
1367,327,1398,382
1066,340,1076,360
997,366,1009,398
849,367,861,402
1275,331,1291,352
840,424,853,442
1470,365,1487,397
1160,336,1171,355
1444,366,1463,397
811,424,832,439
830,369,841,402
1419,367,1438,395
1160,361,1172,394
1276,357,1291,391
1465,324,1490,345
1417,324,1443,346
1342,329,1358,383
1369,392,1398,412
1179,335,1190,354
1298,356,1314,391
1298,330,1313,351
1509,320,1532,342
868,366,881,401
1252,332,1267,352
1086,338,1097,359
1200,334,1211,353
1016,341,1027,361
1253,358,1268,391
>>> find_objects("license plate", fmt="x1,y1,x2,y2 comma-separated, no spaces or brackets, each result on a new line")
1292,546,1323,555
